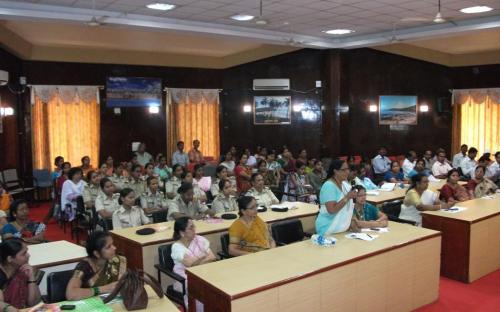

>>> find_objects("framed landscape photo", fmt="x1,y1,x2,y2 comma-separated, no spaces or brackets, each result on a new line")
254,96,291,125
379,95,418,125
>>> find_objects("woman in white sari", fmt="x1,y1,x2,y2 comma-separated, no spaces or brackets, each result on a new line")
400,173,454,226
61,167,85,221
315,159,357,236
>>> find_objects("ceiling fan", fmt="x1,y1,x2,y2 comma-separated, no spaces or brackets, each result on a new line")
255,0,269,25
399,0,456,25
86,0,109,27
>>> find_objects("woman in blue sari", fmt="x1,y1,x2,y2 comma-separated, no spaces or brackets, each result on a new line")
315,159,357,236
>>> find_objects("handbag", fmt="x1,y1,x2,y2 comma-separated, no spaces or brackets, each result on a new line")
103,269,164,311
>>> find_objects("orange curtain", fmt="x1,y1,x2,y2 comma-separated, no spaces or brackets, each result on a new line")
167,88,220,163
452,89,500,155
31,86,100,170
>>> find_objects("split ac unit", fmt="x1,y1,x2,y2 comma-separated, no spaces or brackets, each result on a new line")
253,78,290,91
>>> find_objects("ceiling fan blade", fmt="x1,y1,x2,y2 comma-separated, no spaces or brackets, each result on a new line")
400,17,431,22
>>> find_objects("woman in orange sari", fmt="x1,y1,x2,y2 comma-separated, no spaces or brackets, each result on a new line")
228,196,275,256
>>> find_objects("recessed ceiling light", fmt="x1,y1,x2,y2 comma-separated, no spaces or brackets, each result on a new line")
230,14,254,21
323,29,355,35
146,3,176,11
460,6,493,14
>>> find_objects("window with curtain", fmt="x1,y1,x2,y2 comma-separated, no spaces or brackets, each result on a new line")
452,89,500,155
166,88,220,162
31,85,100,170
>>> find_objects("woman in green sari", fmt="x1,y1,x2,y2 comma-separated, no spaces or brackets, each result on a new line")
66,231,126,300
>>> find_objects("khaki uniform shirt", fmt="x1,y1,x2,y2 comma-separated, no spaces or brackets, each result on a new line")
82,184,100,208
112,206,150,229
128,178,146,199
95,193,120,215
246,187,279,208
140,190,168,210
167,196,209,221
211,194,238,214
165,177,182,199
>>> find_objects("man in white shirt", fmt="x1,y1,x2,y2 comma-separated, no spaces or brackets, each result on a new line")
136,142,153,166
432,151,453,179
372,147,391,175
452,144,468,168
402,150,417,178
486,151,499,184
172,141,189,167
459,147,478,178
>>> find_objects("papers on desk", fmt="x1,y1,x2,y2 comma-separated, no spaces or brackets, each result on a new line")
480,195,495,200
379,183,396,192
361,227,389,233
366,190,380,196
441,206,467,213
271,202,298,210
428,175,441,182
345,233,379,241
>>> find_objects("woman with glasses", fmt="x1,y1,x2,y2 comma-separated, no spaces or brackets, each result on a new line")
315,159,357,236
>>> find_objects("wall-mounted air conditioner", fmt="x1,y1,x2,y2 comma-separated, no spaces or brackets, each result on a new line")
253,78,290,91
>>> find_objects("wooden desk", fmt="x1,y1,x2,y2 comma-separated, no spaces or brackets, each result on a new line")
110,202,318,279
29,241,87,295
422,194,500,283
366,180,459,205
25,286,179,312
187,222,441,312
109,286,179,311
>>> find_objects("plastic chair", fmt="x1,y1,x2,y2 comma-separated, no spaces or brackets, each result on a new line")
217,233,232,259
271,219,309,246
155,244,186,310
381,201,417,226
152,210,168,223
33,169,52,201
46,270,74,303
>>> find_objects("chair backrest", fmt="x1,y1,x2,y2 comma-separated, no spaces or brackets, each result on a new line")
381,201,402,218
271,219,304,245
2,169,20,189
76,196,85,214
46,270,74,303
33,169,51,184
152,210,168,223
220,233,230,256
158,244,175,271
203,165,217,178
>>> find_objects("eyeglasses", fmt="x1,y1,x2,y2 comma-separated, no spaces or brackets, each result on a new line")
339,168,350,171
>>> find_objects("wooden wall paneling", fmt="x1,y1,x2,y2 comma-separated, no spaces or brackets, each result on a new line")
0,48,22,170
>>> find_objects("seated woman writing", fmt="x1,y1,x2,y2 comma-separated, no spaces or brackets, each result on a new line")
439,169,470,203
66,231,126,301
228,196,275,256
171,217,216,310
2,200,45,244
0,239,41,311
399,174,453,226
350,185,388,231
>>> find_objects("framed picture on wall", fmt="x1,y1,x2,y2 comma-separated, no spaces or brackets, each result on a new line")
254,96,291,125
379,95,418,125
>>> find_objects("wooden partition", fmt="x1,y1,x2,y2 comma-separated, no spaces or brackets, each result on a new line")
422,195,500,283
187,222,441,312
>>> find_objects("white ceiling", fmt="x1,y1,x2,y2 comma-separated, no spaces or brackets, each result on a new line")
1,0,500,66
